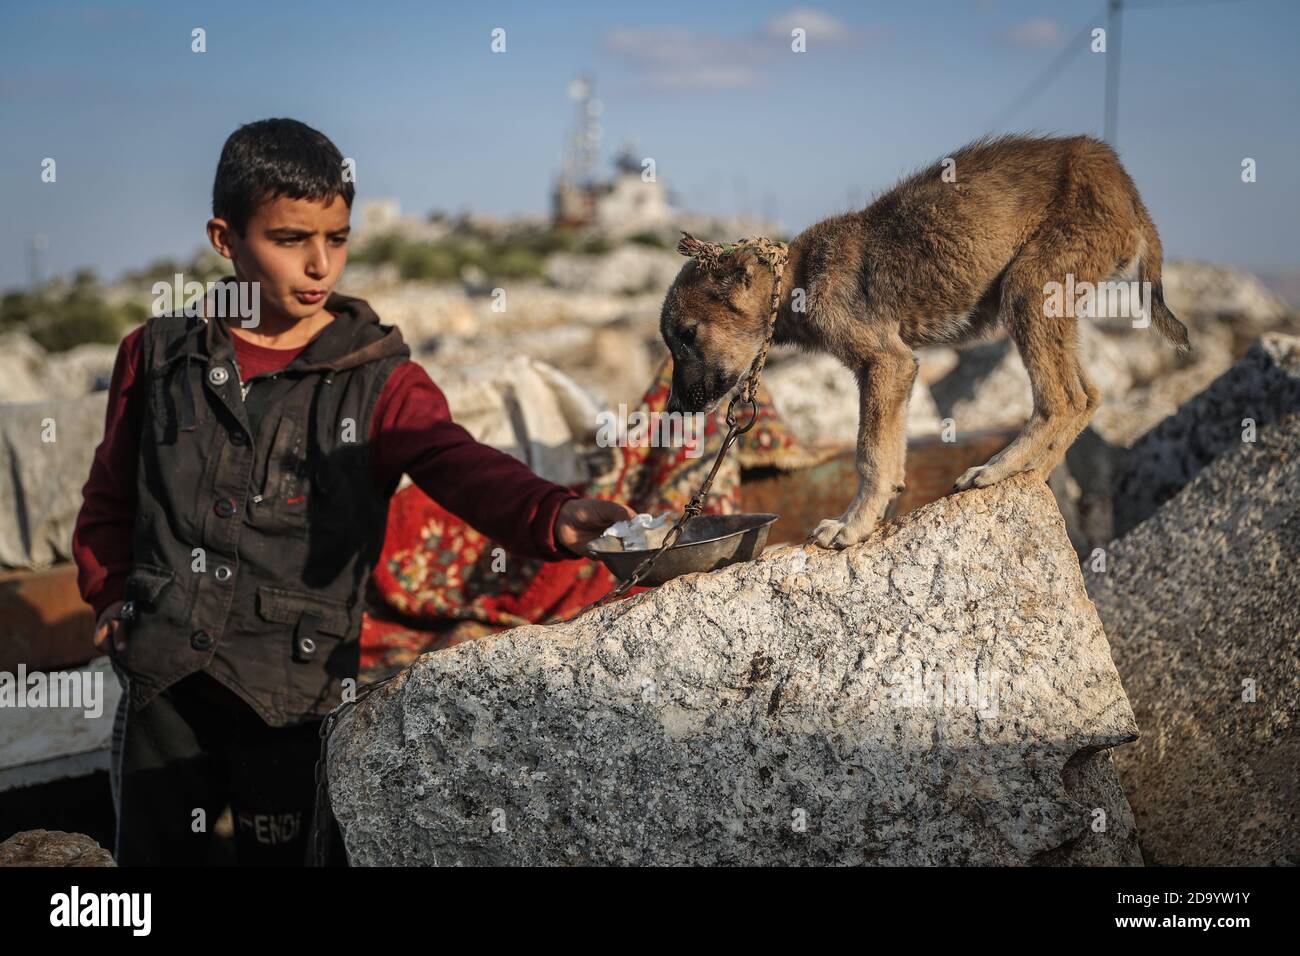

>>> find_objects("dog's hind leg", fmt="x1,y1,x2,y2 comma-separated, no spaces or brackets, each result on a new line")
954,270,1089,489
1036,356,1100,479
810,341,914,549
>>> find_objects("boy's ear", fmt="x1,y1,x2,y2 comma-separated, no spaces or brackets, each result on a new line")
207,218,235,260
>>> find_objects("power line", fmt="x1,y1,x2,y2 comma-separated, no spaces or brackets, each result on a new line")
988,0,1253,140
987,5,1107,132
1104,0,1123,144
1126,0,1251,9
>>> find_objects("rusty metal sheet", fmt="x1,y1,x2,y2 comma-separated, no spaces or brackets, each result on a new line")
0,564,96,672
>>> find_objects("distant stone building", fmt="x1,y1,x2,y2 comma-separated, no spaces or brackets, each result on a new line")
551,74,672,236
354,199,450,242
356,198,403,234
554,146,672,236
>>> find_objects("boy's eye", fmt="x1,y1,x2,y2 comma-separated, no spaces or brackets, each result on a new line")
329,235,348,246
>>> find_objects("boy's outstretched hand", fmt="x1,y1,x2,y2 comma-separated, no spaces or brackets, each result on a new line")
556,498,637,557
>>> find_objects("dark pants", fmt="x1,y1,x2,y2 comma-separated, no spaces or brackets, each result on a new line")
108,666,344,866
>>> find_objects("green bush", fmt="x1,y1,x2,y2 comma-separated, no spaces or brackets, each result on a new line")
580,234,613,255
628,231,668,249
396,243,459,281
1,270,147,352
30,301,125,352
349,225,621,285
0,291,39,331
490,247,545,280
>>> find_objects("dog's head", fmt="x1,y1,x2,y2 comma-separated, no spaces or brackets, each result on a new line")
660,233,779,414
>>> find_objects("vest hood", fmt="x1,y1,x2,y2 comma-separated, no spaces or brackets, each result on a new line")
298,289,409,372
200,281,409,372
166,280,410,432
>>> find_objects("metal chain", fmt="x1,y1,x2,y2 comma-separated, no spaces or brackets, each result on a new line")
306,237,788,866
573,237,789,617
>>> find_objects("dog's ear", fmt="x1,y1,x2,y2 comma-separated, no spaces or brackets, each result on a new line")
735,249,758,287
716,246,759,289
677,232,726,269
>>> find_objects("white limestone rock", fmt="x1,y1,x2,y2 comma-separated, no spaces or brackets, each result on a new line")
328,475,1141,866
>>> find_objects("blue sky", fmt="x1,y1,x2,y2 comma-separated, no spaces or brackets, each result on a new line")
1,0,1296,291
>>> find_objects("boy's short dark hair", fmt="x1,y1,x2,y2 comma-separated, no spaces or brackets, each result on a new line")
212,118,354,235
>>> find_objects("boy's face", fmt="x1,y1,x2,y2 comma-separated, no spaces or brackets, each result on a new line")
207,194,351,324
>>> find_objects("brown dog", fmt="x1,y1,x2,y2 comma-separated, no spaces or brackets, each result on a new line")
660,134,1190,549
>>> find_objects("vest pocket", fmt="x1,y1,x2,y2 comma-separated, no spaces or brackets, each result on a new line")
255,586,354,667
124,564,176,610
121,564,178,672
255,586,351,633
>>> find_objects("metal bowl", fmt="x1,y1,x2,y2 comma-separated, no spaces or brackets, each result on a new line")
586,512,780,587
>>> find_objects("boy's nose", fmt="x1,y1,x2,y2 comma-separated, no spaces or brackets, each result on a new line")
305,241,331,278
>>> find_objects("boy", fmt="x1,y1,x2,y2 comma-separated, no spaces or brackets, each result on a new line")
73,118,634,865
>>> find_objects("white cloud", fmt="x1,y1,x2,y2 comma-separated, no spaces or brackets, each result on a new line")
764,8,859,46
605,8,877,92
604,28,769,90
1004,17,1063,49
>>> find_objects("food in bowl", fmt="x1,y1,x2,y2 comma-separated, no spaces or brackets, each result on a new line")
594,512,676,552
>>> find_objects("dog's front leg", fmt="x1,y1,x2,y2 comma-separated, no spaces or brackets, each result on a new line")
810,347,914,549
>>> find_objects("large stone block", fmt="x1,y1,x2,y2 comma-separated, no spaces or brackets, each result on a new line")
329,475,1141,866
1086,410,1300,866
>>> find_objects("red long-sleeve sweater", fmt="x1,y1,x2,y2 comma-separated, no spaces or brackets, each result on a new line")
73,325,581,619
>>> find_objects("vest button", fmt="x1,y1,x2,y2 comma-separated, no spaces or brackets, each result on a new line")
208,366,229,387
213,498,238,518
229,429,247,446
297,637,317,658
191,629,214,651
214,565,233,582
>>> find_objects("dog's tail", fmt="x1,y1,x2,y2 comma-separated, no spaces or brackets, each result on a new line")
1136,204,1192,354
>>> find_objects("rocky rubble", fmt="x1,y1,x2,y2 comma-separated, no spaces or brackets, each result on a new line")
419,354,605,487
328,475,1142,866
0,333,118,404
763,351,942,444
1085,409,1300,866
1112,333,1300,536
0,829,115,866
0,393,109,570
931,324,1135,433
1162,260,1293,339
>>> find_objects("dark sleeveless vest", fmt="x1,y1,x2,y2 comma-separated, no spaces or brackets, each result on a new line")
120,290,409,726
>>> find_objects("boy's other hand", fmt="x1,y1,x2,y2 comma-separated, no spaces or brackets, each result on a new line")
93,600,128,654
556,498,637,557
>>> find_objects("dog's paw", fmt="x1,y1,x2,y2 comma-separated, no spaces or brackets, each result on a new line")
955,457,1033,490
809,516,876,550
809,517,845,549
955,462,1001,490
